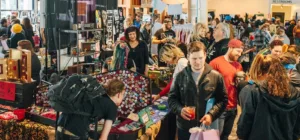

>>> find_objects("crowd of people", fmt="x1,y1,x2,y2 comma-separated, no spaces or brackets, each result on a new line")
1,12,300,140
98,13,300,140
0,16,41,86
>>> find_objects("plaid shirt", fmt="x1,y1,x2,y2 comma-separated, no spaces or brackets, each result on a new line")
253,29,270,51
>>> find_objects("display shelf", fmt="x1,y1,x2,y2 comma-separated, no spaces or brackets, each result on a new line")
58,28,102,74
62,51,100,57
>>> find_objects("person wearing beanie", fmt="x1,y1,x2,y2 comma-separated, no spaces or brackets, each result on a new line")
224,16,235,39
209,39,244,140
9,24,25,48
206,22,230,63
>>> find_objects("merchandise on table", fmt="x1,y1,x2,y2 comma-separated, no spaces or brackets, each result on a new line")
96,69,151,117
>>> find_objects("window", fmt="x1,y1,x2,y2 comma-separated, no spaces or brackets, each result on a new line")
1,0,17,10
18,0,33,10
0,0,34,19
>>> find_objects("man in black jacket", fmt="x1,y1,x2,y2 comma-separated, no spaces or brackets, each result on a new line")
206,22,230,63
168,41,228,140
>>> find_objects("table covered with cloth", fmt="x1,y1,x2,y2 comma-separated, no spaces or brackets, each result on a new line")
0,119,55,140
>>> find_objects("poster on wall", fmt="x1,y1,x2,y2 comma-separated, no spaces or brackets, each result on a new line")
118,8,124,33
106,10,114,48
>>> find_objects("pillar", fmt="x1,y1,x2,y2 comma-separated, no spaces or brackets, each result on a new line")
197,0,208,25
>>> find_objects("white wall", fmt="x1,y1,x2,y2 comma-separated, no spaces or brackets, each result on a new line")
208,0,270,19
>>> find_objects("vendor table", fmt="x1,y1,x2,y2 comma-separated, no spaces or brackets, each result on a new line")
0,119,55,140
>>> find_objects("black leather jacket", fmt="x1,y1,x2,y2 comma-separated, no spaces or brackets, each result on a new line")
168,63,228,130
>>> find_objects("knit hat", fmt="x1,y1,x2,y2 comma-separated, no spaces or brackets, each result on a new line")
12,24,22,34
228,39,244,48
225,16,232,21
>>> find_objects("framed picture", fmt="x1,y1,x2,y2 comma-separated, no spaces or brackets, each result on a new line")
7,59,19,81
20,50,32,83
0,59,7,80
9,49,22,60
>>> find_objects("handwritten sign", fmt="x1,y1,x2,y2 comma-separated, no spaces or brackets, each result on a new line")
0,81,16,101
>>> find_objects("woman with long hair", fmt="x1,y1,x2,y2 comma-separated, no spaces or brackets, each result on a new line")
125,26,149,75
17,40,41,85
152,44,188,101
190,23,209,47
22,17,35,47
237,54,300,140
102,41,136,72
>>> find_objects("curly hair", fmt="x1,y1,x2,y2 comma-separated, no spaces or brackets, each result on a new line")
124,26,140,42
250,54,290,98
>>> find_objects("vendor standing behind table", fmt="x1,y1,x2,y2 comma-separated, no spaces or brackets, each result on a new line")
152,18,176,67
125,26,149,75
57,79,125,140
17,40,41,85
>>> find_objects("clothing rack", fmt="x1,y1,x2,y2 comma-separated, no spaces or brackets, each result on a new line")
173,24,194,45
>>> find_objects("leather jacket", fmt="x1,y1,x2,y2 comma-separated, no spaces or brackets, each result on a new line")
168,63,228,130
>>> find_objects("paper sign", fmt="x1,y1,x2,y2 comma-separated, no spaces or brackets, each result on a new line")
152,0,167,13
168,4,182,15
1,40,9,51
0,81,16,101
142,15,151,22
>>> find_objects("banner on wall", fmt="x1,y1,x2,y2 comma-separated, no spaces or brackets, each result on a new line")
168,4,182,15
272,0,293,3
106,10,114,48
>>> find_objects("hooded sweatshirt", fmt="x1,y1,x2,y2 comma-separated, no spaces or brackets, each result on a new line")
237,82,300,140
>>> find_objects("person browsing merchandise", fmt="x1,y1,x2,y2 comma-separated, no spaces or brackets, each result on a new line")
168,41,228,140
57,79,125,140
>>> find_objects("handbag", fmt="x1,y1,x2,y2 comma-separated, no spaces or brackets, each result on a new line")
189,124,220,140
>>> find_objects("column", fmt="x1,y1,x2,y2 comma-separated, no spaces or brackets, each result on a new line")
197,0,208,25
189,0,207,25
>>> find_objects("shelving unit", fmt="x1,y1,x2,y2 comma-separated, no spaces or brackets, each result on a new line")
58,28,103,75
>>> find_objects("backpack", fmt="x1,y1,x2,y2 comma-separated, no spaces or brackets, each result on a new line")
47,74,106,116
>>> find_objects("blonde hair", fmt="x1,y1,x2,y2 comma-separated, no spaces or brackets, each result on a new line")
124,18,133,28
159,44,184,63
192,23,208,41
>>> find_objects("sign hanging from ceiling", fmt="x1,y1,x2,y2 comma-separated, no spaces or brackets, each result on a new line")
272,0,293,3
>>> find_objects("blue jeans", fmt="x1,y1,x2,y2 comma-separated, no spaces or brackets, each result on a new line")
295,38,300,46
178,128,191,140
218,109,237,140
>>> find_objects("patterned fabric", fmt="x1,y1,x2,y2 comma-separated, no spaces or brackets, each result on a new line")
253,29,270,52
0,119,54,140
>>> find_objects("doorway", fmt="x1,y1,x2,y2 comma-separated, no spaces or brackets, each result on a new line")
272,12,285,23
